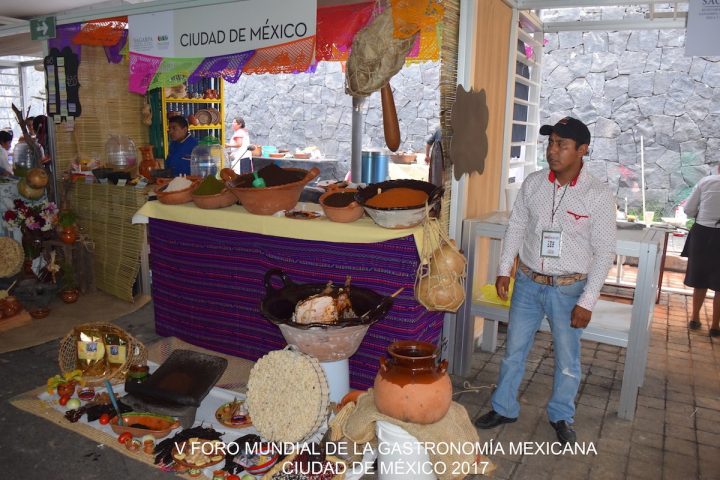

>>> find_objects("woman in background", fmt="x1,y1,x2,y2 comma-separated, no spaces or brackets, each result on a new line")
226,117,252,174
682,165,720,337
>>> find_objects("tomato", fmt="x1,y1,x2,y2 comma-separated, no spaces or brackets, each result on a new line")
58,394,71,406
118,432,133,444
98,413,111,425
226,475,241,480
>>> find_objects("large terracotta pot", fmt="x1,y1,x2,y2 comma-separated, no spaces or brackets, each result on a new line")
373,340,452,424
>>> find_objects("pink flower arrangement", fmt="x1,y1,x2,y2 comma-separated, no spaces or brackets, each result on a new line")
3,198,58,232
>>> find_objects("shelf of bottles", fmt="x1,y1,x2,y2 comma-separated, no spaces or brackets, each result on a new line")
161,77,225,160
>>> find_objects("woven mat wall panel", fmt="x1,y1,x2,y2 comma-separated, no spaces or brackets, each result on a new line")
148,218,444,390
70,183,145,302
55,46,149,174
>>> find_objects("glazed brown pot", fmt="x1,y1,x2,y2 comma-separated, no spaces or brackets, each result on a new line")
373,340,452,424
61,288,80,304
319,188,364,223
60,226,77,245
1,296,22,318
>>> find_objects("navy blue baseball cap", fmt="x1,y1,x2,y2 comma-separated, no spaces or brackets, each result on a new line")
540,117,591,146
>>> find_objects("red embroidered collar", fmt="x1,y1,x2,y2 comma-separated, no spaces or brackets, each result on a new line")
547,162,583,187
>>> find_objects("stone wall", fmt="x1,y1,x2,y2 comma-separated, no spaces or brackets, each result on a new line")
224,61,440,180
540,9,720,216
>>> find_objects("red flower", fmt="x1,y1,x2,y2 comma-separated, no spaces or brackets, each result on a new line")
3,210,16,221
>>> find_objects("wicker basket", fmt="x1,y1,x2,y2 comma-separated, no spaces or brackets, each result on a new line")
58,322,147,387
246,346,330,443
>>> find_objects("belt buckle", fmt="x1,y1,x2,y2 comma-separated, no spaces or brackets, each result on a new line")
547,275,554,286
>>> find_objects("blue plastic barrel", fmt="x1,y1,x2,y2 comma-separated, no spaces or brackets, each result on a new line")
361,150,390,183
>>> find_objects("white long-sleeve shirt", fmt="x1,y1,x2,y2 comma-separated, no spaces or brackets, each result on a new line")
0,148,11,175
498,166,617,311
684,174,720,228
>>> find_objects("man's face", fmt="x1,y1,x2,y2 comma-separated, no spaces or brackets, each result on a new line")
1,140,10,151
168,123,187,142
546,132,587,176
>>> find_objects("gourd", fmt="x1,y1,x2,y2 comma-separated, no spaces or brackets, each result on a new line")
26,168,49,188
417,274,464,312
17,178,45,200
429,240,466,276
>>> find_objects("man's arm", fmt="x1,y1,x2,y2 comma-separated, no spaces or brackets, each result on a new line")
498,179,531,277
576,188,617,313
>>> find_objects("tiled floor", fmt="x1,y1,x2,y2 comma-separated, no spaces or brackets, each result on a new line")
452,269,720,480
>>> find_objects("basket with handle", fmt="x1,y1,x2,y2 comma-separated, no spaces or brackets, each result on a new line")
58,322,147,387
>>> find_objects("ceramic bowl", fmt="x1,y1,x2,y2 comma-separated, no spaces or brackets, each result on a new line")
191,189,237,209
319,188,364,223
390,153,417,164
293,152,311,159
240,443,280,475
355,179,443,229
110,412,180,438
268,152,286,158
227,167,320,215
156,180,200,205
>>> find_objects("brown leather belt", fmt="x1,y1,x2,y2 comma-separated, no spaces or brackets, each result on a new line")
518,262,587,286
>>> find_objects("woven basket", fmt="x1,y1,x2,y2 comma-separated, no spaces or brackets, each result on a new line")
58,322,147,387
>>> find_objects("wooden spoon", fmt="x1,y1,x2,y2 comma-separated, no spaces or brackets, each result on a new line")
381,84,401,152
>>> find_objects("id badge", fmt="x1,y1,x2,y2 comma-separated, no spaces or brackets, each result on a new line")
541,230,562,258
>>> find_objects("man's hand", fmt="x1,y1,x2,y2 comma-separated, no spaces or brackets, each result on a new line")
571,305,592,328
496,276,511,301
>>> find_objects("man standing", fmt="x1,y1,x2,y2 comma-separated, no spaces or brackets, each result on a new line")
474,117,616,445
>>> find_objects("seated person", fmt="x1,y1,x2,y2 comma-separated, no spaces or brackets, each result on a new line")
165,116,198,176
0,130,13,176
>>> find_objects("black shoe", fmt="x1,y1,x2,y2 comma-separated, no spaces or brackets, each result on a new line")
689,320,702,330
710,328,720,337
550,420,576,445
474,410,517,429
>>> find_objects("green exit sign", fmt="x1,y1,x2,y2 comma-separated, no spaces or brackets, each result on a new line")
30,16,56,41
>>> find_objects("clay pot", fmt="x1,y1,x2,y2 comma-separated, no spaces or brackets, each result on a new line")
28,307,50,319
139,147,161,180
61,288,80,304
319,188,364,223
60,226,77,245
1,296,22,318
373,340,452,424
226,167,320,215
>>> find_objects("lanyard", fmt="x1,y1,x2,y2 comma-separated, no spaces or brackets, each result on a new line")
551,182,569,225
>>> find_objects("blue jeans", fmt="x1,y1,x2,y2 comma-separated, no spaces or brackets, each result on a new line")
491,268,587,423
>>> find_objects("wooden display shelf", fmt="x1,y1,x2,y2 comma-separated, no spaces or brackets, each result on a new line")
163,98,221,103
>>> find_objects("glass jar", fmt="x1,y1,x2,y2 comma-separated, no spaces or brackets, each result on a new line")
191,137,224,178
12,142,38,174
126,364,150,384
105,135,138,172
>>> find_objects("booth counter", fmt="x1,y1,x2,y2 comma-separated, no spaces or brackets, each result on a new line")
133,201,444,389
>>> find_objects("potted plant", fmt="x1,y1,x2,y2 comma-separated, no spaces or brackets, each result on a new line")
59,261,80,304
58,209,78,245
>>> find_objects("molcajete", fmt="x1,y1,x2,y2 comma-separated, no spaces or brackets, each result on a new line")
373,340,452,424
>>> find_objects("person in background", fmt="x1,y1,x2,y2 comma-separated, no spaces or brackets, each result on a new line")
474,117,616,446
425,127,443,187
25,117,35,138
0,130,13,176
225,116,252,174
681,164,720,337
165,115,198,176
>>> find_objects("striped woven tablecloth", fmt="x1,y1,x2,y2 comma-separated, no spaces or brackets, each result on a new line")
148,218,444,389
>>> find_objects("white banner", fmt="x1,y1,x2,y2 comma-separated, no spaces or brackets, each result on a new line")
686,0,720,56
129,0,316,58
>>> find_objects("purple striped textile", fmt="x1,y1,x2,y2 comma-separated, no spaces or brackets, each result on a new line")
148,218,444,389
